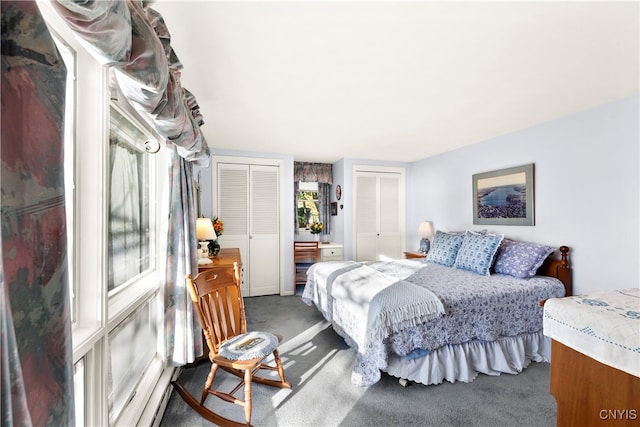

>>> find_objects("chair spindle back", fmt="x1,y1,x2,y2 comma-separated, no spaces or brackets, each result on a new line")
186,263,246,358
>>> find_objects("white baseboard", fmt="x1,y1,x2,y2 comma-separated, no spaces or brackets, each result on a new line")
138,367,181,427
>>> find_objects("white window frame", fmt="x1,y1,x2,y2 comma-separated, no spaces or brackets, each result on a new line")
38,3,175,426
105,100,165,427
106,101,160,324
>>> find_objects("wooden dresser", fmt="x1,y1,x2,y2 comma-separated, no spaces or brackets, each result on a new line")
198,248,242,277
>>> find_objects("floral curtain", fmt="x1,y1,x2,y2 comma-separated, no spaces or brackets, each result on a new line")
162,150,202,365
50,0,210,163
1,1,74,425
293,181,300,233
294,162,333,184
318,183,331,237
49,0,210,366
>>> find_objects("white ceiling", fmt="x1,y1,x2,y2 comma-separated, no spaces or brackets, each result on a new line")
153,1,639,163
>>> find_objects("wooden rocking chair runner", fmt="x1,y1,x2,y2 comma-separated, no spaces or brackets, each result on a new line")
172,263,291,426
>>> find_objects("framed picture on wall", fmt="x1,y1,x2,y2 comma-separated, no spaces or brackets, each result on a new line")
472,163,535,226
330,202,338,216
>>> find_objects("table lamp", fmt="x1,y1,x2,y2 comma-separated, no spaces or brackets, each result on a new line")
418,221,434,253
196,218,216,265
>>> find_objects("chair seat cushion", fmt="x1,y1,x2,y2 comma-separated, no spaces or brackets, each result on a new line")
218,331,279,361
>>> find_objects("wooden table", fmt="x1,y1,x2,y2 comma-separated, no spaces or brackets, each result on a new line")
550,340,640,426
404,251,427,259
198,247,242,272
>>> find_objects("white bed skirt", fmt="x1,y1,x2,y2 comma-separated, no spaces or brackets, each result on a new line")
384,332,551,385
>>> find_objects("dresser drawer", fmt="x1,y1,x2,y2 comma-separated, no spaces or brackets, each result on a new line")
321,246,343,261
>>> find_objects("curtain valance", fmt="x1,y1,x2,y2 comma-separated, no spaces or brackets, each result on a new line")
50,0,210,165
294,162,333,184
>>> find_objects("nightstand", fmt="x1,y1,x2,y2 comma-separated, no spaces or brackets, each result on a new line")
320,243,343,261
404,251,427,260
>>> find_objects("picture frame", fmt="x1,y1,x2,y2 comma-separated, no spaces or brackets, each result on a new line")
472,163,535,226
330,202,338,216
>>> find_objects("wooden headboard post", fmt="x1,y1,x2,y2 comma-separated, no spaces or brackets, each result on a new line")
557,246,572,296
538,245,573,297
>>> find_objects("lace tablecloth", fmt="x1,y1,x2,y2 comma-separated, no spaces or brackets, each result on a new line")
543,288,640,377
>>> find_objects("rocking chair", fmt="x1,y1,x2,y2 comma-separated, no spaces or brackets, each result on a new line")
172,263,291,426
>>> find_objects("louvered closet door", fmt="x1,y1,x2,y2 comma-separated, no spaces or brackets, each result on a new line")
217,164,250,294
355,170,404,262
355,173,378,261
217,162,280,296
249,165,279,296
377,174,402,258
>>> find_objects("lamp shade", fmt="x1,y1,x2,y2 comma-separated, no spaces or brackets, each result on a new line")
418,221,434,239
196,218,217,241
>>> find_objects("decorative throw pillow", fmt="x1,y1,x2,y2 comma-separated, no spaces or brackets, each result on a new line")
493,239,555,279
218,331,279,361
446,229,488,235
453,231,504,276
426,231,464,267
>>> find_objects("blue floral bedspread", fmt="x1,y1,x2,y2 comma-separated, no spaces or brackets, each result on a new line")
303,260,566,386
389,263,566,357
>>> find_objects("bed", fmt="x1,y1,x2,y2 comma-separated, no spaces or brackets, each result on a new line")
543,289,640,425
302,230,572,387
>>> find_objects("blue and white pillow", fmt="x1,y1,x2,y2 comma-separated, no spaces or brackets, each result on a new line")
426,231,464,267
493,239,555,279
453,231,504,276
218,331,278,361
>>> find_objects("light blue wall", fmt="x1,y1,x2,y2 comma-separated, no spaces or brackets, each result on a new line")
407,95,639,295
199,96,639,295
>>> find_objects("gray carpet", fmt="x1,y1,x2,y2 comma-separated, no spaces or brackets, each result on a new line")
160,294,557,427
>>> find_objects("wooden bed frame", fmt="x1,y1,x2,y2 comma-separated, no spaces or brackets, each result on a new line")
537,245,572,297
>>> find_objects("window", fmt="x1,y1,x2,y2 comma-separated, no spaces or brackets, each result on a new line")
38,3,171,425
105,100,164,427
297,182,319,229
108,296,158,424
108,106,152,292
